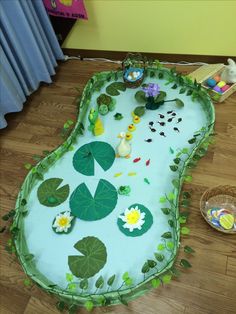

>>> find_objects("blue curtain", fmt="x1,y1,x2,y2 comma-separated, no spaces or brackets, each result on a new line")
0,0,65,129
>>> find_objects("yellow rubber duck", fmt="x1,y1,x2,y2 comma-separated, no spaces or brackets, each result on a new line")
133,115,141,124
125,132,133,141
116,132,132,158
128,124,136,132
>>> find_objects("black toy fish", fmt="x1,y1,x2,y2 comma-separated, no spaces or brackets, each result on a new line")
159,132,166,137
145,139,153,143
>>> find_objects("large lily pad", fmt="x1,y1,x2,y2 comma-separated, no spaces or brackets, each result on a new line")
73,141,115,176
70,179,118,221
106,82,126,96
68,236,107,278
37,178,69,207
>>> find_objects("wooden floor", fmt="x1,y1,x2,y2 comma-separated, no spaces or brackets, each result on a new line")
0,60,236,314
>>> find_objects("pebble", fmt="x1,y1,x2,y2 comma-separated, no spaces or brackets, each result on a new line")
221,84,230,93
213,75,221,83
213,86,221,93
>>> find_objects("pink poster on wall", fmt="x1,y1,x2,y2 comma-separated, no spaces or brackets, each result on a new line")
43,0,88,20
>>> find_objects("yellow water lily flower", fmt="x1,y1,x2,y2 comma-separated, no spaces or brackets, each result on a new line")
119,206,145,232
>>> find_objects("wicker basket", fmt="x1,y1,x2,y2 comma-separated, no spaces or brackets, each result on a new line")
200,185,236,234
122,53,145,88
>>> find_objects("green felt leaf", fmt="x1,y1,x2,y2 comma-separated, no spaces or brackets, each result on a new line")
174,158,181,165
95,276,104,289
154,253,165,262
170,165,178,172
107,274,116,286
157,244,165,251
172,179,179,188
68,236,107,279
73,141,115,176
186,89,193,96
106,82,126,96
181,227,190,235
168,219,174,227
134,106,146,117
180,259,192,269
179,87,186,94
154,91,166,103
161,208,170,215
161,232,172,239
171,84,178,89
79,278,88,290
184,245,195,254
135,90,146,103
148,259,157,268
70,179,117,221
117,203,153,237
188,137,197,144
162,274,172,284
141,262,150,273
175,99,184,108
159,196,167,203
85,300,94,312
37,178,69,207
151,278,161,288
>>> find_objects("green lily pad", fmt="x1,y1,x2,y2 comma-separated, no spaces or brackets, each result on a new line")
134,106,146,117
73,141,115,176
117,203,153,237
68,236,107,278
135,90,146,103
106,82,126,96
70,179,118,221
37,178,69,207
154,91,167,103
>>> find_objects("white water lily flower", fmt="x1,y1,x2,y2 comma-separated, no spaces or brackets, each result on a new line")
53,211,73,233
119,206,145,232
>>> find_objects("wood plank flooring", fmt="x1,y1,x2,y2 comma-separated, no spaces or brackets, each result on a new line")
0,60,235,314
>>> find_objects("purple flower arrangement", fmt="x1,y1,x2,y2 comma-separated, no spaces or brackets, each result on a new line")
142,83,160,98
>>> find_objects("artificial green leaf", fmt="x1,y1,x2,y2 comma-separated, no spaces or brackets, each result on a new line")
106,82,126,96
154,253,165,262
85,300,94,312
148,259,157,268
179,216,187,224
23,278,32,287
79,278,88,290
181,227,190,235
182,148,189,154
157,244,165,251
95,276,104,289
172,179,179,188
159,196,167,203
34,172,44,181
155,91,167,103
180,211,190,218
180,259,192,269
56,301,65,312
182,191,191,199
171,84,178,89
169,147,174,154
24,163,32,170
193,154,201,161
141,262,150,273
135,90,146,103
151,278,161,288
118,296,128,306
68,236,107,278
174,158,181,165
134,106,146,117
158,72,164,79
0,226,6,233
68,304,77,314
181,199,190,207
97,93,113,106
168,219,174,227
184,175,193,183
73,141,115,176
170,267,181,277
122,272,129,281
179,87,186,94
168,192,175,201
68,283,76,291
114,112,123,120
21,199,27,206
161,232,172,239
150,70,155,77
170,165,178,172
166,241,174,250
186,89,193,96
37,178,69,207
107,274,116,286
97,296,106,306
124,277,133,286
66,273,74,282
161,208,170,215
70,179,117,221
175,99,184,108
188,138,197,144
162,274,172,284
184,245,195,254
24,254,34,262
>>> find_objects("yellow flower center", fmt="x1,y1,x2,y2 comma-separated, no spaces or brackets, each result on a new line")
58,217,69,227
126,210,141,224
